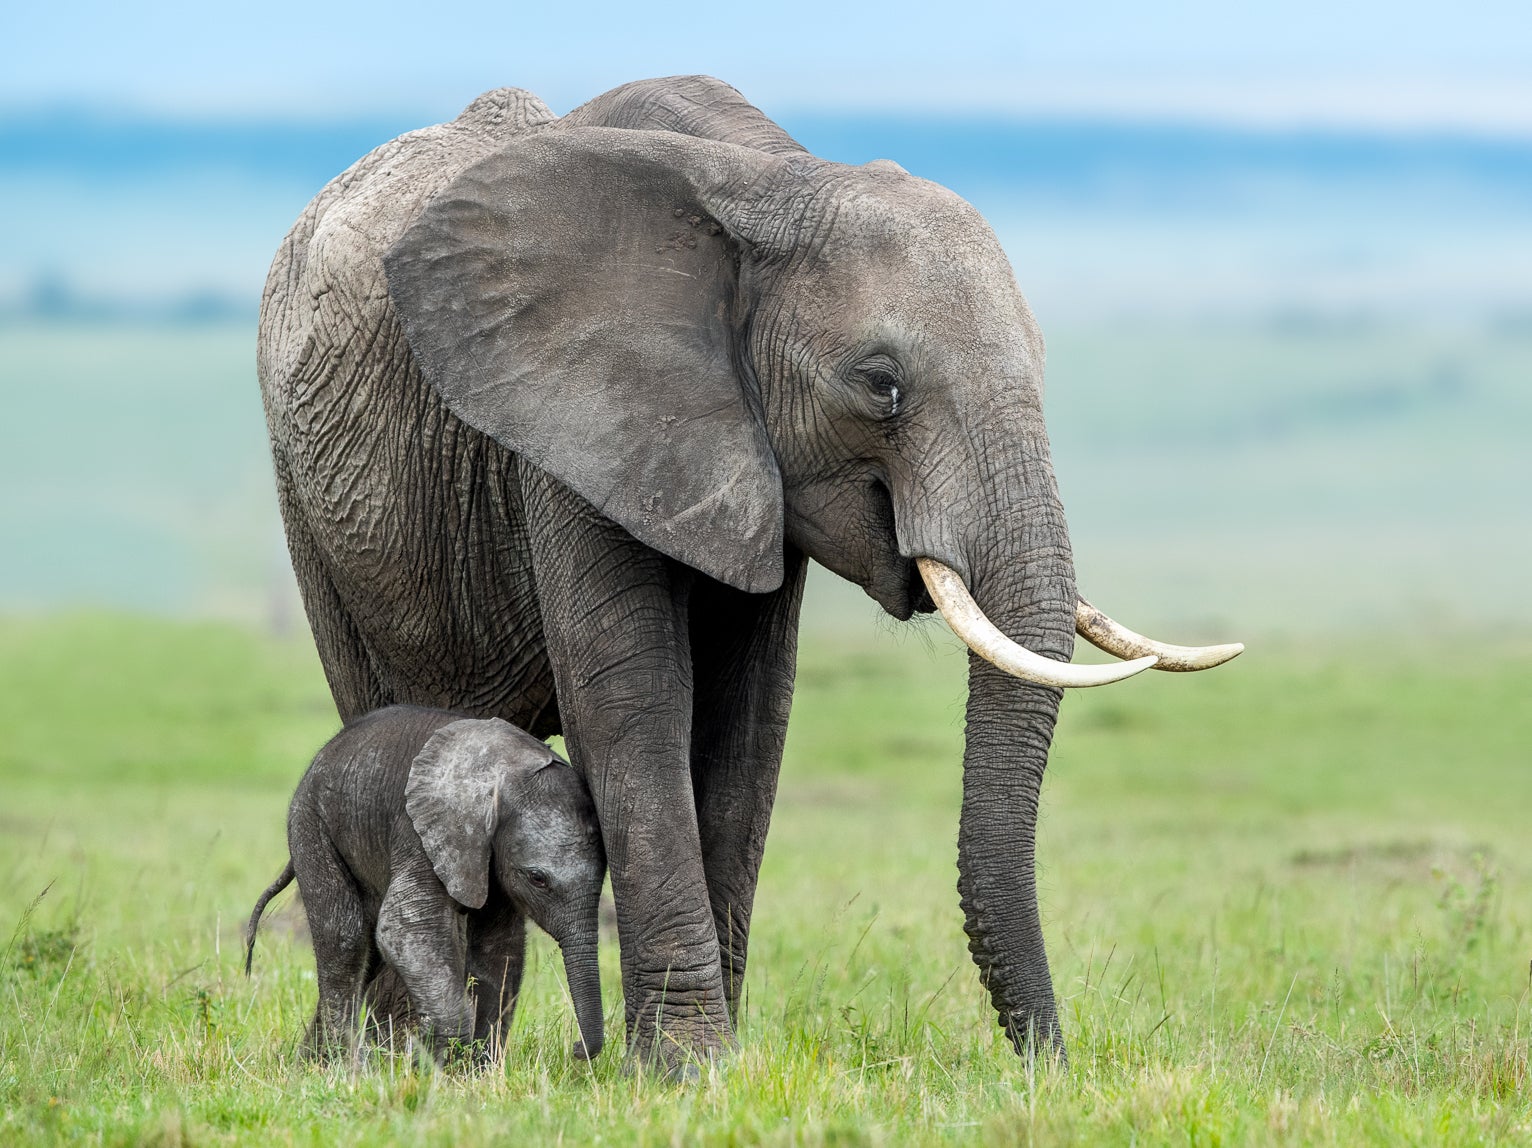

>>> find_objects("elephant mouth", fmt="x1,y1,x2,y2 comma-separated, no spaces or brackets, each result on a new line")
904,559,936,616
862,550,933,620
865,478,935,620
788,474,935,619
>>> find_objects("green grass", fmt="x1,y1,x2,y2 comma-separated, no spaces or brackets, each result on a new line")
2,614,1530,1144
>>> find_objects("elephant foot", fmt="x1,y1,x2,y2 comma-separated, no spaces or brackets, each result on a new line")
624,1021,736,1083
360,965,419,1051
301,1017,369,1068
1004,1009,1070,1071
426,1033,492,1071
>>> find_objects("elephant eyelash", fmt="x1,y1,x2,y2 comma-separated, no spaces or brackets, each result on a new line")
853,361,904,416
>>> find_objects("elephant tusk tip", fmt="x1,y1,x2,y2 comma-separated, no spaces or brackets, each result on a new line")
1157,641,1244,671
1075,596,1246,673
1057,653,1157,688
1104,654,1158,680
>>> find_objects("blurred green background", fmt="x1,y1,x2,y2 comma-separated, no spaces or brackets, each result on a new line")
3,104,1529,635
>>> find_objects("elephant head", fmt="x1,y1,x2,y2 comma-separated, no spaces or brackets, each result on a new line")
406,718,606,1060
384,106,1239,1056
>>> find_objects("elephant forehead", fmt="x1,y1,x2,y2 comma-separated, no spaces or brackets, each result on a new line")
835,179,1006,268
514,806,602,871
796,179,1032,332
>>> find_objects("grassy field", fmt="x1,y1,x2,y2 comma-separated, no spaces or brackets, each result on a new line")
2,614,1529,1144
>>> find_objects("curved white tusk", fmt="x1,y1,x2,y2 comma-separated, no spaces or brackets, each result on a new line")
1074,597,1244,672
916,558,1158,688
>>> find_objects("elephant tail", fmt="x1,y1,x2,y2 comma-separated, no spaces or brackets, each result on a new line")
244,860,295,976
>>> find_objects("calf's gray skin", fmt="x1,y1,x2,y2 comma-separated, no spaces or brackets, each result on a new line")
244,705,606,1063
259,74,1094,1069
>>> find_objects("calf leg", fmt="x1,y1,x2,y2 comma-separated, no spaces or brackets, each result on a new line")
467,906,527,1059
292,829,373,1060
375,844,476,1062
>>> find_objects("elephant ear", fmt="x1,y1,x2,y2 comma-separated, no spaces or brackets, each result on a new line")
405,717,556,909
384,126,791,594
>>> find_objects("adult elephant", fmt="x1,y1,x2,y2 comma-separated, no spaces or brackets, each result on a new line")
257,75,1240,1070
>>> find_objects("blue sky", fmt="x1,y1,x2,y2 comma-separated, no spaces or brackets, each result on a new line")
7,0,1532,129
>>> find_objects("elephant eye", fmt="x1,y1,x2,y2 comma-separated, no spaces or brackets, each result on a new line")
526,868,550,889
852,356,904,414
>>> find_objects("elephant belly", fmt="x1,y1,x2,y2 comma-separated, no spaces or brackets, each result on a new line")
285,357,559,735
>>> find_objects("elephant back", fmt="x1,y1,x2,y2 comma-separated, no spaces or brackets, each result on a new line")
558,74,807,156
258,88,555,422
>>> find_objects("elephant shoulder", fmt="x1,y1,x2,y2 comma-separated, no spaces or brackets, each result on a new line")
283,127,502,309
259,90,556,408
301,88,555,268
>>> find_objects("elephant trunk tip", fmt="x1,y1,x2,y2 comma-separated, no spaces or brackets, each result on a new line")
561,938,605,1062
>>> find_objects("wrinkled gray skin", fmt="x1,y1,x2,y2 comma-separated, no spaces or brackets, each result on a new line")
258,75,1076,1069
244,706,606,1064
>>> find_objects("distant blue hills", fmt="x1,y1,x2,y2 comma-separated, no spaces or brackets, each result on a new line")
792,115,1532,207
0,270,249,325
0,110,420,186
5,107,1532,208
5,106,1530,325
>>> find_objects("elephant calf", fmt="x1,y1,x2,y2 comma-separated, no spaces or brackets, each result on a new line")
244,705,606,1064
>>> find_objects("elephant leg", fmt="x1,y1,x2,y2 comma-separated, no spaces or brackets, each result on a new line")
688,546,808,1025
273,458,389,721
375,845,476,1062
521,465,729,1073
294,833,373,1060
361,961,416,1049
467,905,527,1058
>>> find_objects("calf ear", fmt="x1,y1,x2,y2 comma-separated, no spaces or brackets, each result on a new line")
405,718,554,908
384,126,791,594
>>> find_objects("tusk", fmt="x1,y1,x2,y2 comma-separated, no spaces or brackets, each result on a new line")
1075,597,1244,672
916,558,1157,688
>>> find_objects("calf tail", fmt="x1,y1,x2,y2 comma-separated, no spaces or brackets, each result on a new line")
244,860,295,975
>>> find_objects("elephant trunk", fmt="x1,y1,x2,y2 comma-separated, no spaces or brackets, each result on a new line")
561,937,605,1060
948,445,1076,1061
